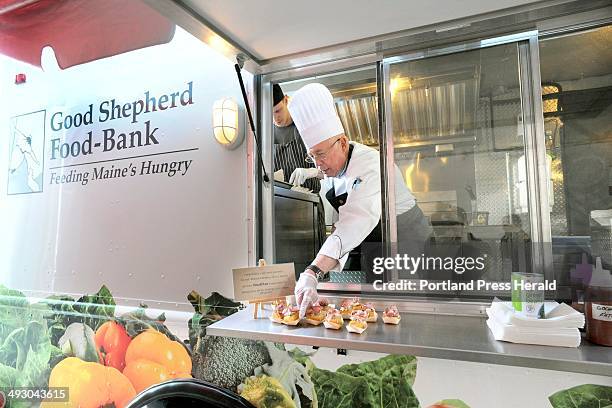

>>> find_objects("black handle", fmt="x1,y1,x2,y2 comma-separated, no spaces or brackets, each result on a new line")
234,63,269,183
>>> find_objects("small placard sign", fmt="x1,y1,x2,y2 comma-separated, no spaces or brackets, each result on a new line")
232,263,295,302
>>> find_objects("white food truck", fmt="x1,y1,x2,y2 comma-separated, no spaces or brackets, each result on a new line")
0,1,611,407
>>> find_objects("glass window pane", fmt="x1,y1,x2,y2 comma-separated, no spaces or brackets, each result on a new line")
389,43,533,294
539,26,612,297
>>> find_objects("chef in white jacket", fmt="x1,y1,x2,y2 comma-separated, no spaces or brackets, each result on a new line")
289,83,431,316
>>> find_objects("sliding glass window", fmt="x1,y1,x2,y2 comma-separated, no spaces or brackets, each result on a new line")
383,39,543,298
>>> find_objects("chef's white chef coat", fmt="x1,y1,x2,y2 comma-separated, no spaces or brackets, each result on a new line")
318,141,416,271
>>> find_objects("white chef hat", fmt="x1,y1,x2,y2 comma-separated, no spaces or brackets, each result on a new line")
287,83,344,150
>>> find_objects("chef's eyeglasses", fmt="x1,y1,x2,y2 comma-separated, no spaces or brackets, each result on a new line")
305,138,341,163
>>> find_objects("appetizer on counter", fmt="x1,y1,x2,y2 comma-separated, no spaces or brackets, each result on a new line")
340,297,361,319
270,304,287,324
323,308,344,330
304,303,326,326
347,310,368,334
364,302,378,323
351,298,364,312
339,299,353,319
318,298,333,312
269,299,399,328
281,305,301,325
382,305,401,324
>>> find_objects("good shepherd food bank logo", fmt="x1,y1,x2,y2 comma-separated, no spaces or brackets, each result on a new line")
7,83,197,194
7,110,46,195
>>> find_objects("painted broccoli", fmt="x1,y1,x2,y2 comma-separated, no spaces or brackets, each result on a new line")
193,336,271,391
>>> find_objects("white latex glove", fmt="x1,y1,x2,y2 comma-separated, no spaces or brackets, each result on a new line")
289,167,319,186
295,272,318,318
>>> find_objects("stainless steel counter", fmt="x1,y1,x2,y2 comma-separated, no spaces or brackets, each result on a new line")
207,305,612,376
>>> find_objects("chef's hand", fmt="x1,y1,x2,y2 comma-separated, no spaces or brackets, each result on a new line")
295,271,318,318
289,168,319,186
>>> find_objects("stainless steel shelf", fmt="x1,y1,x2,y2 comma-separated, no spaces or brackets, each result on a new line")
207,305,612,377
274,183,319,203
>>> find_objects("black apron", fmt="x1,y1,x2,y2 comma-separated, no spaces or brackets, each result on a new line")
273,124,319,193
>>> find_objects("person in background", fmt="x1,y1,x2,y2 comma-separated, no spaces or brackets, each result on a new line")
288,83,431,317
272,83,326,254
272,84,321,191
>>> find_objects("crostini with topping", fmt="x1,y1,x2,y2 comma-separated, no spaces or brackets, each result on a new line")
347,310,368,334
382,305,401,324
270,303,287,324
363,302,378,323
339,298,354,319
323,308,344,330
304,303,327,325
281,305,301,326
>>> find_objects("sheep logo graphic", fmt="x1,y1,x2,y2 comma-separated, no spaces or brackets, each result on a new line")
7,110,46,195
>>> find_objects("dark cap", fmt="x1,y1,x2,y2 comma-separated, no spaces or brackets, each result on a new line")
273,84,285,106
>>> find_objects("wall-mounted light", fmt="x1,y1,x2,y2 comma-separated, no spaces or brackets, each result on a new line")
212,97,244,149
